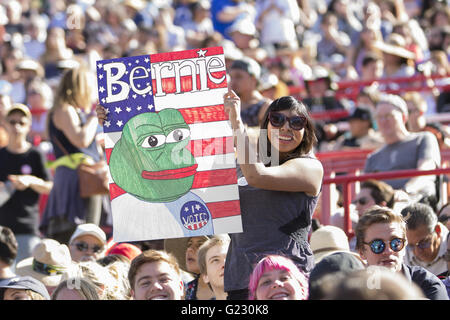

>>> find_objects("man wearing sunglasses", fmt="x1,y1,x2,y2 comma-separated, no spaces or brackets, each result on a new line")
68,223,106,262
0,104,52,263
355,206,448,300
401,203,449,278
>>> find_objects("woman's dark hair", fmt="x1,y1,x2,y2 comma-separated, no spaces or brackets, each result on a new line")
259,96,317,166
0,226,18,266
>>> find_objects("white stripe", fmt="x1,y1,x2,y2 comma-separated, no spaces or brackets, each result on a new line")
104,120,233,148
153,87,228,110
190,184,239,203
195,153,236,171
107,153,236,184
151,55,226,78
212,216,243,234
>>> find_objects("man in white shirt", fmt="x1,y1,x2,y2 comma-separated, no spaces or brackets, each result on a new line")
401,203,449,277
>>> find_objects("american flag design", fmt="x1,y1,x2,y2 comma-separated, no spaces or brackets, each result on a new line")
96,47,242,241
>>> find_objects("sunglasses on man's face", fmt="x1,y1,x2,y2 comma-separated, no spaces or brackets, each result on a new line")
352,197,368,206
444,250,450,262
268,112,306,130
438,215,449,224
73,242,103,254
363,238,406,254
8,120,27,126
407,234,433,250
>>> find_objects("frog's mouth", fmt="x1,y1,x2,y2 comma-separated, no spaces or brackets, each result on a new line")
141,164,198,180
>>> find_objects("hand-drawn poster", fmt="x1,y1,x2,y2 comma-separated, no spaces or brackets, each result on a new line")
96,47,242,241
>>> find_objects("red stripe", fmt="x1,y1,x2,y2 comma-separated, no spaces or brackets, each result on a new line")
109,168,238,201
179,105,229,124
150,47,224,63
207,200,241,219
109,183,126,200
106,136,234,163
151,72,227,94
110,183,240,219
105,148,112,165
192,168,237,189
187,136,234,157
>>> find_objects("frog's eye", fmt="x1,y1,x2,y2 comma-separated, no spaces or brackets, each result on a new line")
166,128,190,143
141,134,166,148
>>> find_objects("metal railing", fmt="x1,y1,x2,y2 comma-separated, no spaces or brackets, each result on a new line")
320,167,450,238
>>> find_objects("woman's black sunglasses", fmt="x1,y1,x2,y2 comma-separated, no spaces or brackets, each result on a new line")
268,112,306,130
363,238,406,254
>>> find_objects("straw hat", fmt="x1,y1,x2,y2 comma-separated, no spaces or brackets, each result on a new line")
15,239,74,287
310,226,360,263
373,33,416,60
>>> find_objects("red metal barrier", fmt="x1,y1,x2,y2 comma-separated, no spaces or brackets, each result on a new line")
317,147,450,237
322,167,450,238
289,73,450,103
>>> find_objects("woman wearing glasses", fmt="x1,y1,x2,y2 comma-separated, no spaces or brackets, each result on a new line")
222,91,323,300
355,206,448,300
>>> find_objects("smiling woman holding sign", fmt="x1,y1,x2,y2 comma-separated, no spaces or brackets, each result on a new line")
222,91,323,300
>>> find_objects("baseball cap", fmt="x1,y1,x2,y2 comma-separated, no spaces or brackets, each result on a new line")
347,107,373,123
69,224,107,245
230,57,261,79
6,103,32,120
0,276,50,300
106,242,142,261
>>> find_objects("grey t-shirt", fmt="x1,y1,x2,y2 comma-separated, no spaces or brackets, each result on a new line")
364,132,441,195
224,165,320,293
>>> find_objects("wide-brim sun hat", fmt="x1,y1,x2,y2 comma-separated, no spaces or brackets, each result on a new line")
15,239,74,288
310,225,361,264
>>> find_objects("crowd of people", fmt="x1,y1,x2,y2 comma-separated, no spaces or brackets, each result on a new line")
0,0,450,300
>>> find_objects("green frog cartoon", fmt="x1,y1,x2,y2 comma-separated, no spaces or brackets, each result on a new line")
109,109,214,240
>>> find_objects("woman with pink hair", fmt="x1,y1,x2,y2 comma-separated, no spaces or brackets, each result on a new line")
248,255,309,300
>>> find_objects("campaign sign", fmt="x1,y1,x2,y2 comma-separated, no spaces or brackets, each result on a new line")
96,47,242,241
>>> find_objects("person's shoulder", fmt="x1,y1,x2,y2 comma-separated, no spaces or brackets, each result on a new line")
407,264,441,282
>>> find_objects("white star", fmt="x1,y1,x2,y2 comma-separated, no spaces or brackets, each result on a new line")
195,204,201,210
144,57,149,63
128,63,132,66
135,69,140,74
97,63,103,69
137,84,141,88
99,74,103,80
126,107,131,112
117,120,123,127
137,106,142,111
146,82,150,86
197,49,207,57
142,94,146,98
114,107,122,114
104,120,111,128
136,59,139,64
99,86,105,93
101,98,106,103
132,94,137,99
147,104,154,110
185,207,189,212
112,86,117,91
105,108,110,114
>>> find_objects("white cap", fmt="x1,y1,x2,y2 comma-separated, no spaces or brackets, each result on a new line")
69,223,106,245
